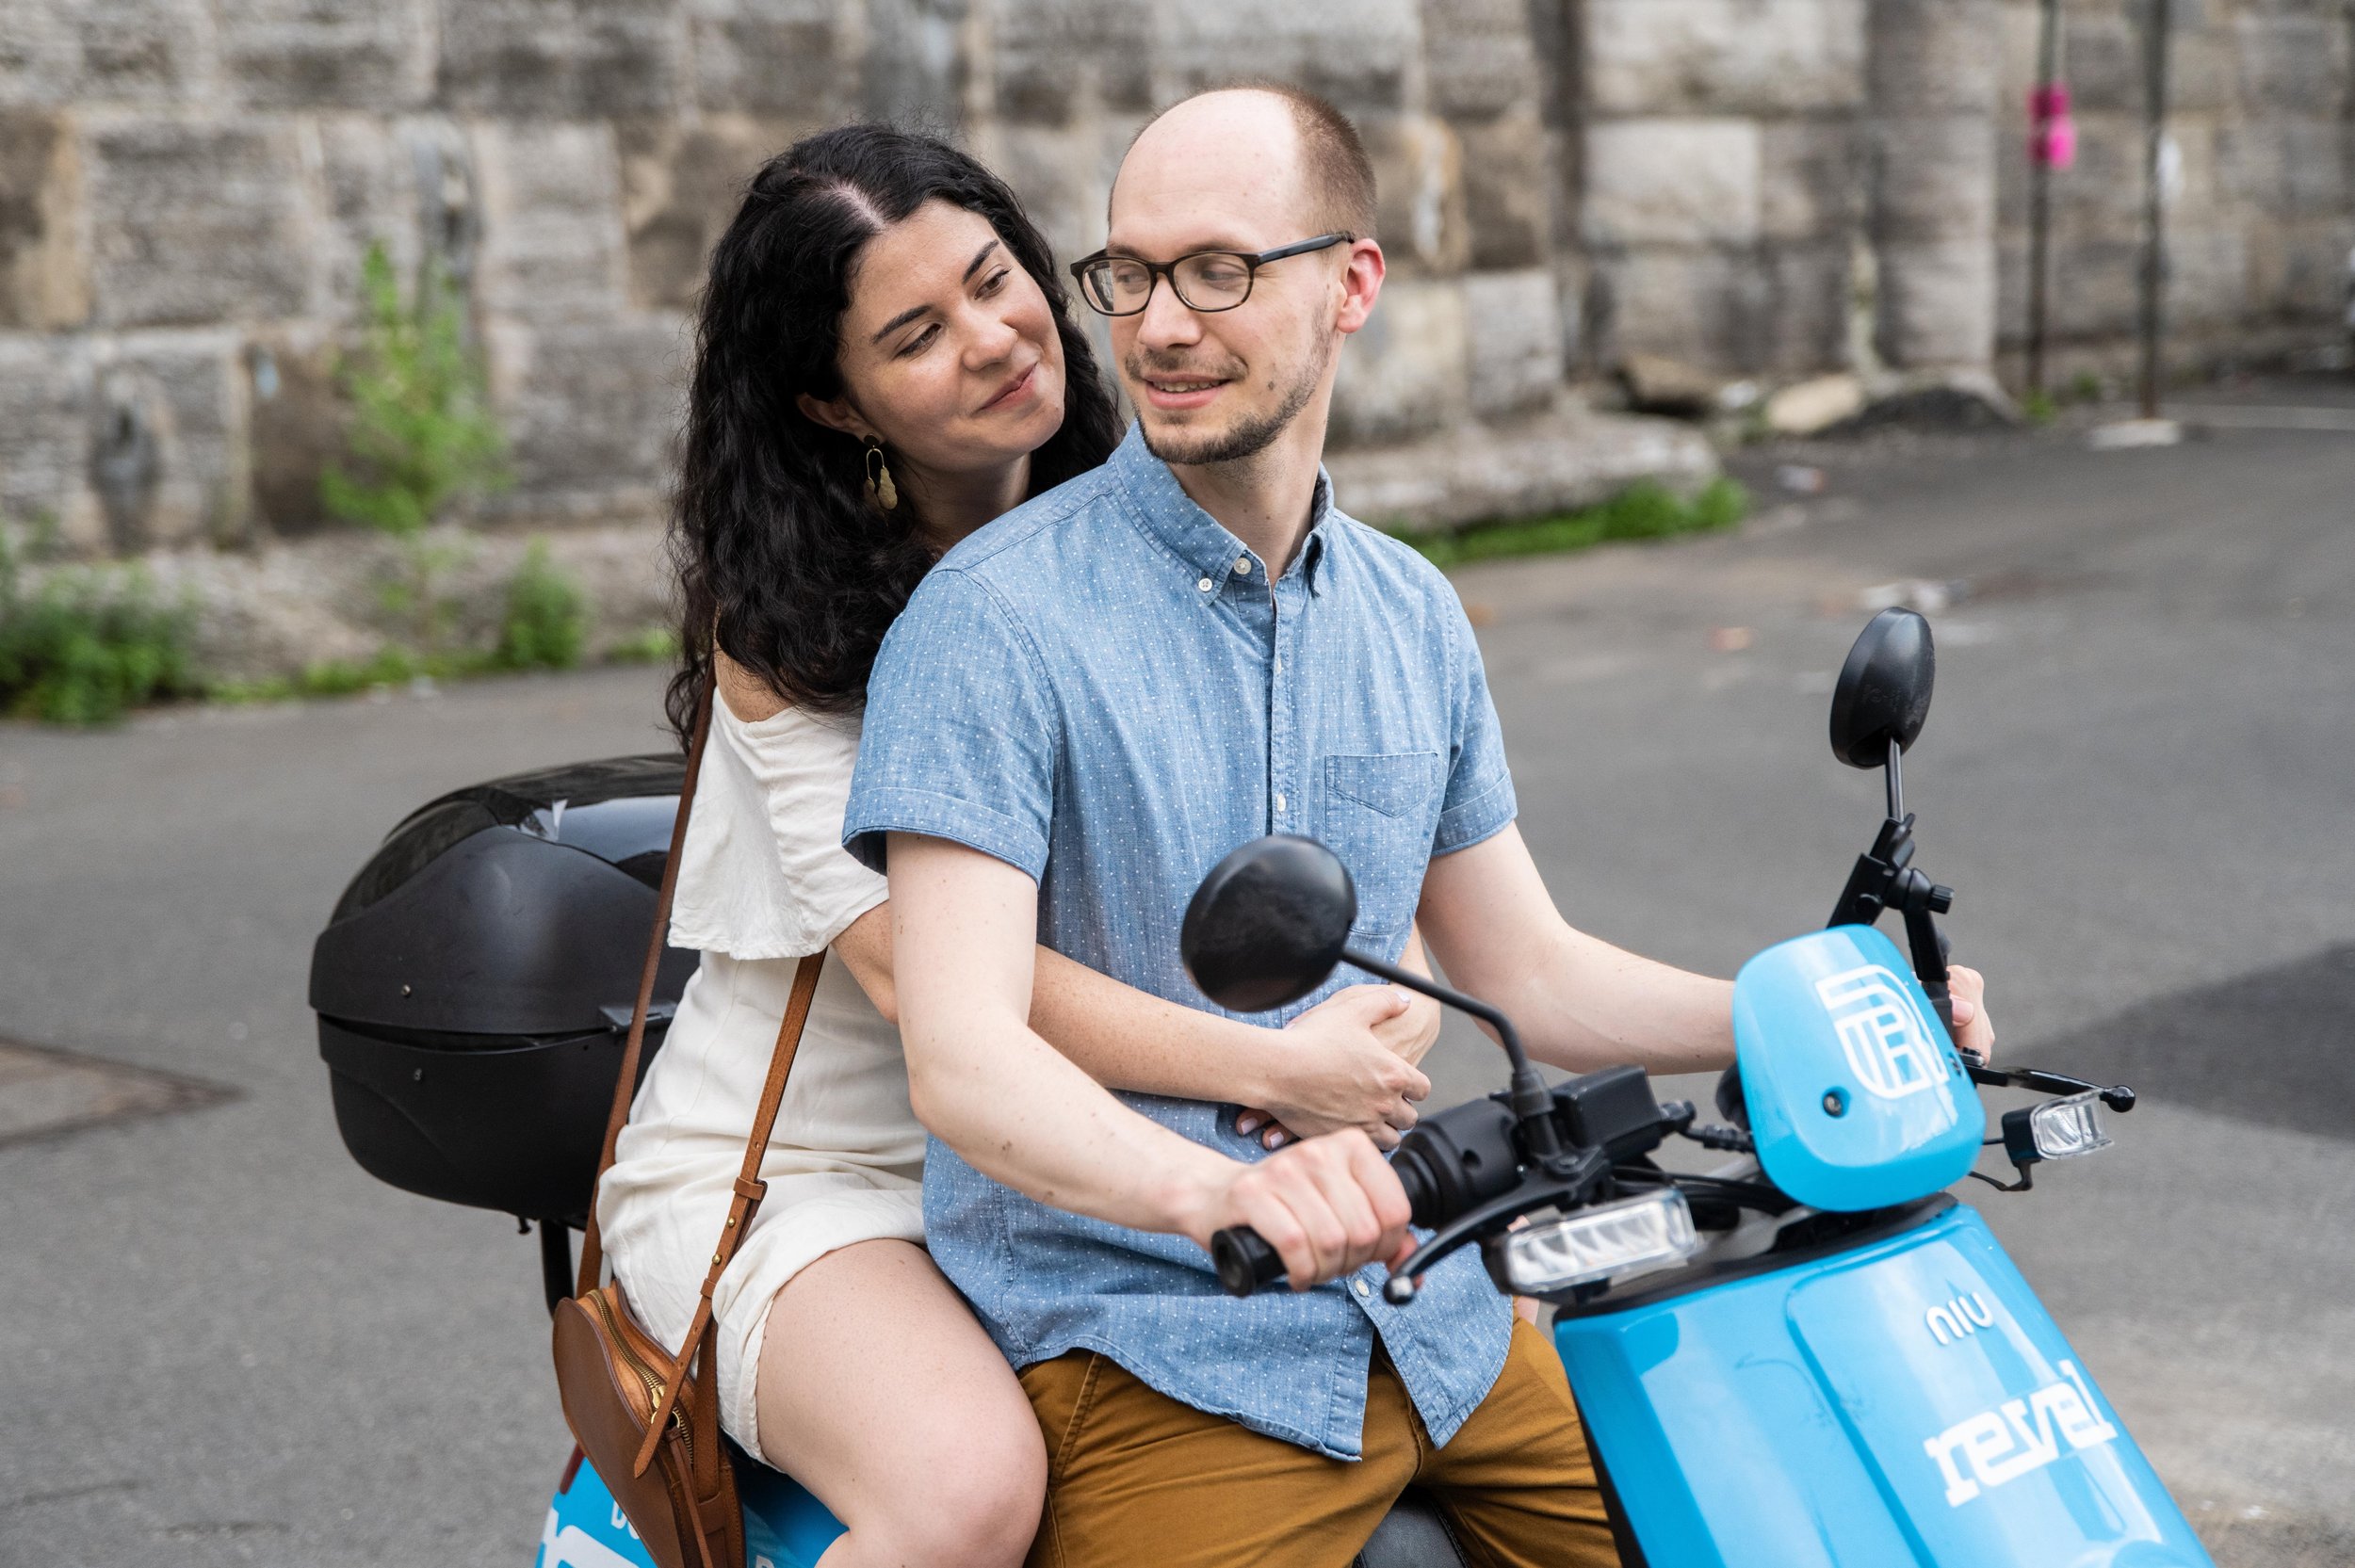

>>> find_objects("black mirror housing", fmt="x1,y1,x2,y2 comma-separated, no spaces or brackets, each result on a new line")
1830,607,1937,768
1180,835,1356,1012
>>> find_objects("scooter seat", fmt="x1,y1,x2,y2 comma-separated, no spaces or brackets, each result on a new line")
573,1442,1479,1567
1354,1487,1471,1568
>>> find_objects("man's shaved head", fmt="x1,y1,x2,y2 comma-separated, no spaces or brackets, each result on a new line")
1124,85,1376,240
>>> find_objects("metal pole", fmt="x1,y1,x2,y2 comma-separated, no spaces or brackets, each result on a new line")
2136,0,2172,419
2026,0,2064,396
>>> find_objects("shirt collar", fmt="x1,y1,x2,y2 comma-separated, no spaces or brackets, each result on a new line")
1110,424,1335,596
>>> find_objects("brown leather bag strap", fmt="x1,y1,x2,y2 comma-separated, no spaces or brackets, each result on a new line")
577,671,716,1300
633,949,823,1477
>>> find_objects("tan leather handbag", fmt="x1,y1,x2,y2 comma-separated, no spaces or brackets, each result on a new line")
550,673,825,1568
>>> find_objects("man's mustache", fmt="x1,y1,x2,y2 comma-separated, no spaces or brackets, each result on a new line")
1124,351,1248,382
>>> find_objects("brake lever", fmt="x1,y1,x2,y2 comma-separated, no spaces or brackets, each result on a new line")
1963,1060,2136,1113
1380,1152,1609,1305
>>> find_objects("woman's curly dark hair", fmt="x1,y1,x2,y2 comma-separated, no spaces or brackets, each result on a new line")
664,124,1123,744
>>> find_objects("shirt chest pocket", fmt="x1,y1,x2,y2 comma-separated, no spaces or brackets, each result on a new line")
1321,752,1440,943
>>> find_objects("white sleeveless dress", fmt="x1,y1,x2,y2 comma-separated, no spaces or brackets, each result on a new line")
596,698,922,1457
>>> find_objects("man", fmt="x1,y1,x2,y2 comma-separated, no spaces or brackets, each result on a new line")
846,86,1994,1565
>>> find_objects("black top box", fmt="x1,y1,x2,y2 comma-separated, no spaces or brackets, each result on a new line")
310,756,699,1226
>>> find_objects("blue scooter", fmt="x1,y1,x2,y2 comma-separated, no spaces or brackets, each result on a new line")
524,608,2210,1566
1191,607,2210,1566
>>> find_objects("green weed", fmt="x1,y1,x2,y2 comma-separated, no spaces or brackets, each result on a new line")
322,242,510,655
604,625,679,665
495,541,588,671
1404,477,1750,569
0,527,201,724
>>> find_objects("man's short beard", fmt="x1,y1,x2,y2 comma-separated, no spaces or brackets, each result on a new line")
1130,332,1330,469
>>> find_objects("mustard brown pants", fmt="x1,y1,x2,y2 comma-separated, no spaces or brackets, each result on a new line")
1017,1319,1621,1568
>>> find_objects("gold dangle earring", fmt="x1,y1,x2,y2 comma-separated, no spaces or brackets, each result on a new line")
864,437,899,511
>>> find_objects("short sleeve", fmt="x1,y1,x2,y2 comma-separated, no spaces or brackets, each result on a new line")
843,568,1060,880
666,702,887,960
1431,598,1518,856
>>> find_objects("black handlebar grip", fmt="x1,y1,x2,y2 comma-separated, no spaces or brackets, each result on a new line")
1211,1227,1287,1298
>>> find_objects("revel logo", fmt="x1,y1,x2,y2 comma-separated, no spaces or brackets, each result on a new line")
1815,964,1951,1101
1922,1360,2120,1507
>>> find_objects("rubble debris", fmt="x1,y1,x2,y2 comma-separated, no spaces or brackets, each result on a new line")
1765,375,1867,437
1616,353,1727,418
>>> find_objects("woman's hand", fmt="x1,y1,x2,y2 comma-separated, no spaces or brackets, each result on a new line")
1234,985,1432,1152
1947,964,1995,1063
1238,929,1444,1149
1379,973,1443,1069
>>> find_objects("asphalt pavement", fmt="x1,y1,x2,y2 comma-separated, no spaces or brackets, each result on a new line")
3,380,2351,1566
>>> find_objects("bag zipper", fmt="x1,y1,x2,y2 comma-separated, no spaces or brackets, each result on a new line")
589,1290,693,1467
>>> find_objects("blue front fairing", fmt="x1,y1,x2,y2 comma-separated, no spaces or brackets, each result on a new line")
1734,926,1984,1210
1553,1202,2212,1567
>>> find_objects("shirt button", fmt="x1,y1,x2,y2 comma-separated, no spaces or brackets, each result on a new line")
1236,557,1253,575
1354,1279,1371,1299
1275,792,1287,813
1197,576,1213,593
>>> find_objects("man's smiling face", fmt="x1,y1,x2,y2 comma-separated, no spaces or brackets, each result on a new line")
1106,92,1354,468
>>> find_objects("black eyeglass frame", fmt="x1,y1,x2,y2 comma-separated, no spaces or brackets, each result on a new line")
1067,233,1355,317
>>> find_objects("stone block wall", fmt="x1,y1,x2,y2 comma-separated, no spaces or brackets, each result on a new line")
0,0,1582,558
1570,0,2351,383
1992,0,2355,387
1,0,2349,565
1571,0,2022,380
1574,0,1876,378
0,0,785,554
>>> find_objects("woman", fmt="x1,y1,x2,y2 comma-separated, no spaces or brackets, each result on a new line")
595,125,1443,1568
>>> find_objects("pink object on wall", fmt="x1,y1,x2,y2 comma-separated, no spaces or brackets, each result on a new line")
2030,84,2077,170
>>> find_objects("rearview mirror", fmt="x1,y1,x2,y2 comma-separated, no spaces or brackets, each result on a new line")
1829,607,1936,769
1179,836,1356,1012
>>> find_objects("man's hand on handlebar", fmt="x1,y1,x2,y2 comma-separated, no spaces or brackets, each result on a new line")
1233,984,1432,1151
1948,963,1996,1063
1180,1128,1417,1290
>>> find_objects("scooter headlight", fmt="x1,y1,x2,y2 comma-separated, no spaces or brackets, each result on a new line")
1501,1188,1698,1296
2003,1090,2114,1165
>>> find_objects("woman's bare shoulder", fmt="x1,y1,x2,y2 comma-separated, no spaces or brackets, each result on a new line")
713,650,790,724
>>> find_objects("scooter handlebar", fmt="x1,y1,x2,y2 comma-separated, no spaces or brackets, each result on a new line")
1210,1226,1287,1297
1210,1111,1482,1297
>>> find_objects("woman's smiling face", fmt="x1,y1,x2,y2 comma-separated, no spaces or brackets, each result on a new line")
824,199,1069,478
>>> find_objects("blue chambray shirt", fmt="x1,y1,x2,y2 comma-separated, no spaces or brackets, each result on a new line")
843,426,1519,1461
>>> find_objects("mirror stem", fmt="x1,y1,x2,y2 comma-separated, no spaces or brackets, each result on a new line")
1340,948,1559,1139
1885,734,1905,821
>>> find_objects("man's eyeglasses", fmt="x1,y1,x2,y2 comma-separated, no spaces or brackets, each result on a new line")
1068,234,1353,317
